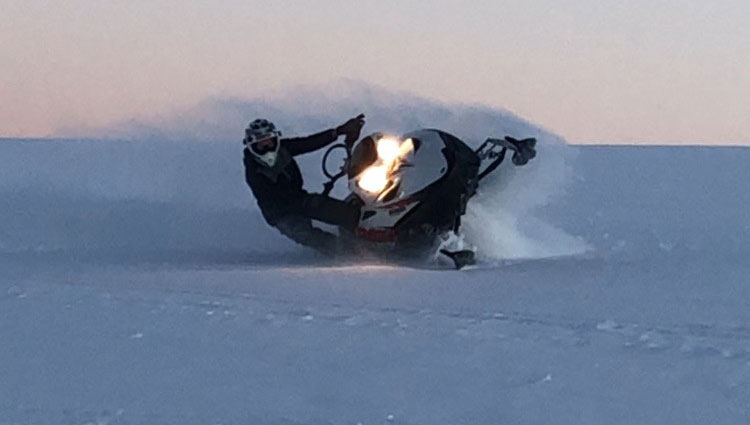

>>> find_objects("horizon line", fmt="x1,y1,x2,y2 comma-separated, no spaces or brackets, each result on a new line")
2,136,749,148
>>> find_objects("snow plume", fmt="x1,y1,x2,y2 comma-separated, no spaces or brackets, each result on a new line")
5,81,586,261
463,136,589,260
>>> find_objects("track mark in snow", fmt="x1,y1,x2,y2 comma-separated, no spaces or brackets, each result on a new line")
637,331,670,350
42,272,750,367
297,306,750,363
4,285,27,299
596,319,621,332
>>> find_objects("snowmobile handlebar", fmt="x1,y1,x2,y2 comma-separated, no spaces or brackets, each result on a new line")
321,143,351,196
320,115,363,196
476,136,537,181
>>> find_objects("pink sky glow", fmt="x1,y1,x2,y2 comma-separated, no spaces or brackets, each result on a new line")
1,0,749,143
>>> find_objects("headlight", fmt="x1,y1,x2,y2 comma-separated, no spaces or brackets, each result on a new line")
356,137,416,195
357,165,389,193
376,137,401,163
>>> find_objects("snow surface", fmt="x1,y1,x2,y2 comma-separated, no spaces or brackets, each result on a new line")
2,89,750,424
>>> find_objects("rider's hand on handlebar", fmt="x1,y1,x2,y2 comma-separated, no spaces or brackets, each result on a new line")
336,114,365,144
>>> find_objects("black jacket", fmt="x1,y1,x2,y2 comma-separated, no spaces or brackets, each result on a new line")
244,129,338,225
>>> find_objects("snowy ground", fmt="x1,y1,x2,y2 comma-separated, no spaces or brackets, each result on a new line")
2,134,750,424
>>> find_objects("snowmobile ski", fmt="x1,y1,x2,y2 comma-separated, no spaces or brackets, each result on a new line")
440,249,476,270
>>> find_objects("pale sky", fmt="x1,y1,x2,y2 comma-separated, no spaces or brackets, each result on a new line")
1,0,749,143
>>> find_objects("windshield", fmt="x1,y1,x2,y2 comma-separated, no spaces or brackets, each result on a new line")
347,136,377,178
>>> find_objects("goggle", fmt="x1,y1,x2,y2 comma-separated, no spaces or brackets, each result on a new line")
248,134,279,155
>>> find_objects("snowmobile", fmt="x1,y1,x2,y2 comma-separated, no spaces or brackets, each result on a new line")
320,129,537,269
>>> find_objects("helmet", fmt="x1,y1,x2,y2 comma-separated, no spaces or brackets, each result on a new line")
244,118,282,167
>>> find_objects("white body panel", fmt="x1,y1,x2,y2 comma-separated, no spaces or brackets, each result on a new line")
349,129,449,230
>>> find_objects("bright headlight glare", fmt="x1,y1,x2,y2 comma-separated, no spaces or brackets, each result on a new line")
400,138,415,157
376,137,401,164
358,165,389,193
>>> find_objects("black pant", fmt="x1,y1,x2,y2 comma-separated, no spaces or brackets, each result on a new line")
301,194,360,231
275,194,360,255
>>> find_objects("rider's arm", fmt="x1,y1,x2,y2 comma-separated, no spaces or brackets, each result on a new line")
243,153,304,226
281,129,338,157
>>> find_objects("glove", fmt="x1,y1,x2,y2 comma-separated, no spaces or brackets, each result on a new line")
336,114,365,145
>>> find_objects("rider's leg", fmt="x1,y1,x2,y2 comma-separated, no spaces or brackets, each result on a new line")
301,194,361,231
274,215,346,256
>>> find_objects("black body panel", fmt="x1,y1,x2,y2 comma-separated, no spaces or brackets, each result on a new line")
391,130,480,250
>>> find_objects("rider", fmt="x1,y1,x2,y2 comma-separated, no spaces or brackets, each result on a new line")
243,115,366,255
